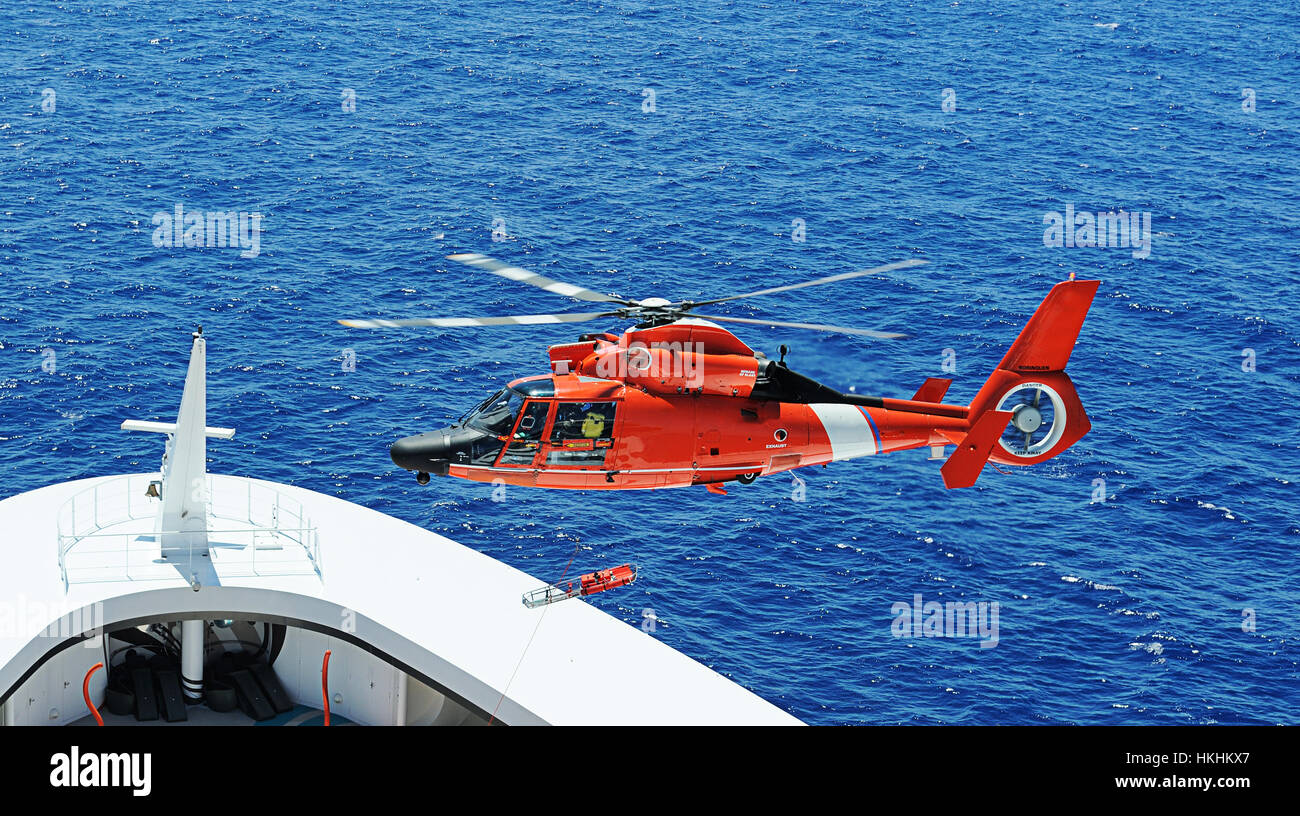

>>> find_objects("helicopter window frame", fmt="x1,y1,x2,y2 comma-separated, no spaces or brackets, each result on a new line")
544,400,619,468
496,399,553,467
463,388,527,438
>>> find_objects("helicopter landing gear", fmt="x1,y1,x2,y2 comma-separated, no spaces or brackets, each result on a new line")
415,471,430,485
736,472,758,485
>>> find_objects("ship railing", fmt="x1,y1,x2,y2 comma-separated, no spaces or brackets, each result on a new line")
55,474,323,588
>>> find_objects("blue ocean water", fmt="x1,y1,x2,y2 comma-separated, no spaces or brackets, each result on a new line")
1,1,1296,725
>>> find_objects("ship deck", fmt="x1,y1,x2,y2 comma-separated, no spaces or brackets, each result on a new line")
0,473,800,725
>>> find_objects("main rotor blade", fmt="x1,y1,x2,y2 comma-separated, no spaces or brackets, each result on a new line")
693,313,906,340
339,311,614,329
686,258,928,308
447,252,634,304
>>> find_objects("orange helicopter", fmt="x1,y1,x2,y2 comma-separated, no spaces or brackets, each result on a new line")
341,253,1099,493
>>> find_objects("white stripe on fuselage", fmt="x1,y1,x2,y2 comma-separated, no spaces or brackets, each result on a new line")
809,404,878,461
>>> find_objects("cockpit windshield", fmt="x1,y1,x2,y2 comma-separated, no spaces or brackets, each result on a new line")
463,388,526,437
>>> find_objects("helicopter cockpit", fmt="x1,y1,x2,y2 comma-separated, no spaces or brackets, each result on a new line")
461,388,525,437
390,378,618,482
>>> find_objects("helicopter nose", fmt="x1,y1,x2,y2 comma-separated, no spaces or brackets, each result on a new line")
390,431,453,475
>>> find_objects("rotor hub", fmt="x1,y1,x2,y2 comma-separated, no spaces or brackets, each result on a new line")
1011,403,1044,433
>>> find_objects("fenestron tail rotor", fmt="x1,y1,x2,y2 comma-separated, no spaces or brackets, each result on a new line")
998,384,1064,457
338,252,923,338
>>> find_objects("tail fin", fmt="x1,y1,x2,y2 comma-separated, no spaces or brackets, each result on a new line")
943,278,1100,486
991,277,1100,374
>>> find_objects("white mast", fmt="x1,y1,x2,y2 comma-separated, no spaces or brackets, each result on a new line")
121,328,235,703
121,328,235,560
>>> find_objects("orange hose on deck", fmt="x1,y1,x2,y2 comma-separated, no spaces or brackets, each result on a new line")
321,650,332,727
83,662,104,727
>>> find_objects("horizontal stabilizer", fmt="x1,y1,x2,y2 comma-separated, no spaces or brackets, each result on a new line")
940,410,1013,489
911,377,952,403
936,428,965,446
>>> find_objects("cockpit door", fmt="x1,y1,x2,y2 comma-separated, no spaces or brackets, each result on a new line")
534,400,623,487
495,400,552,467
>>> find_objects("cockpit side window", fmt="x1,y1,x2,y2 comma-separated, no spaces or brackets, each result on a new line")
547,401,618,467
498,400,551,466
